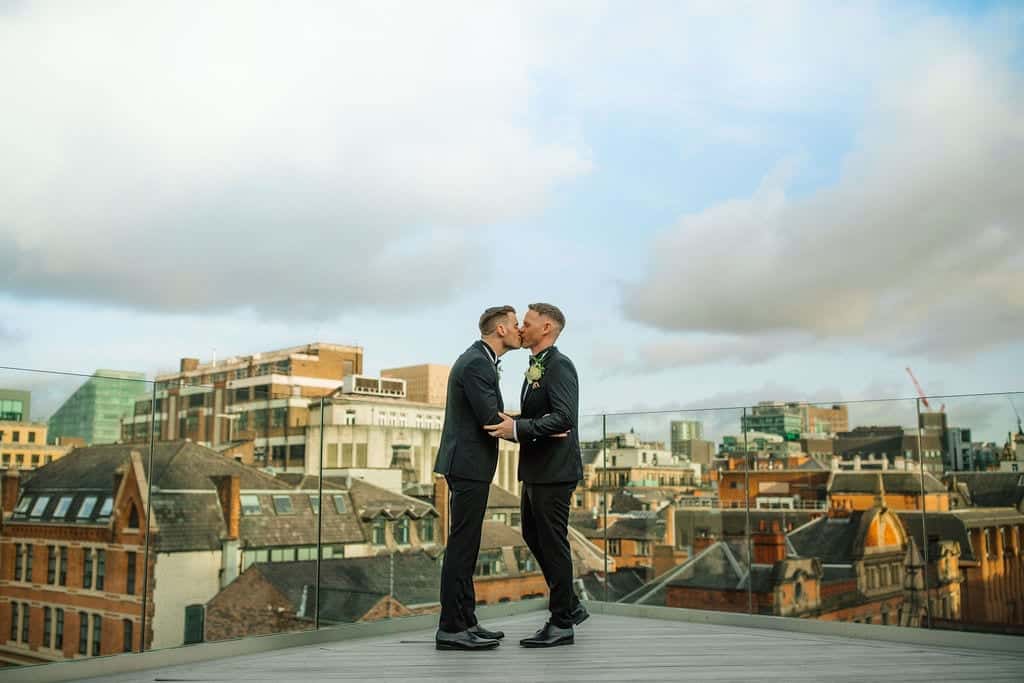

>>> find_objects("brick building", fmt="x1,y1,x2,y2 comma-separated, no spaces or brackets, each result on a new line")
0,441,441,666
121,343,364,469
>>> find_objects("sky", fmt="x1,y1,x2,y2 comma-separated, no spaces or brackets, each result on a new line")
1,1,1022,445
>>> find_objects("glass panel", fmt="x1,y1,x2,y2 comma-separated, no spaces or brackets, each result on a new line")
583,407,744,611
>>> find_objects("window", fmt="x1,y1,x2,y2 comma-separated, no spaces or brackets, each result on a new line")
10,603,17,642
55,609,64,648
77,496,98,520
372,519,387,545
272,496,293,514
184,605,205,645
234,387,250,402
308,496,320,514
123,619,133,653
475,550,504,577
30,495,51,518
31,454,39,467
419,518,435,543
12,430,20,442
271,407,286,427
48,546,57,583
14,543,23,581
13,495,31,517
96,550,106,590
24,545,33,582
53,496,73,519
97,497,113,520
608,539,621,556
21,602,29,643
395,518,410,545
28,431,36,444
44,607,52,648
240,495,262,515
515,547,536,572
84,549,94,589
189,393,205,408
637,541,652,556
78,612,88,655
129,506,140,529
510,513,521,527
126,552,137,595
92,614,101,655
270,548,294,562
55,545,66,586
333,495,347,514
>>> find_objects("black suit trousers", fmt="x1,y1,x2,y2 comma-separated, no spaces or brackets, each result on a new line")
438,475,490,632
521,481,580,628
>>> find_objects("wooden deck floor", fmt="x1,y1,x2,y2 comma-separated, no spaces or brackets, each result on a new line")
77,612,1024,682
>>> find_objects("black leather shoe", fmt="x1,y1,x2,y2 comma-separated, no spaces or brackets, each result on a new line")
519,622,574,648
435,629,500,651
469,624,505,640
569,603,590,626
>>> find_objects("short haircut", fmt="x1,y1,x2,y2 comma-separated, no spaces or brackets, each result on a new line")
479,305,516,335
528,303,566,330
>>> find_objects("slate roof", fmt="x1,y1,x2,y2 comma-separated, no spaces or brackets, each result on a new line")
788,513,865,564
897,511,977,563
673,508,819,548
6,441,377,553
576,514,664,542
942,472,1024,508
578,569,648,603
480,520,527,549
486,484,520,508
828,471,946,495
248,550,443,622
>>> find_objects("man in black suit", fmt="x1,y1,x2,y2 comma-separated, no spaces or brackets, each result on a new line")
485,302,587,648
433,305,522,651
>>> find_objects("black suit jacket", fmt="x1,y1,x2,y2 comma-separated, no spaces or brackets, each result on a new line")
433,341,504,482
515,346,583,484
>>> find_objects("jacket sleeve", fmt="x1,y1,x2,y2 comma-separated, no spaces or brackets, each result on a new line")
463,355,502,429
515,356,577,441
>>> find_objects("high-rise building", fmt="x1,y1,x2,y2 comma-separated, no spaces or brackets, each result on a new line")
670,420,703,445
801,404,849,435
381,364,449,406
741,402,804,441
47,371,147,446
0,389,31,422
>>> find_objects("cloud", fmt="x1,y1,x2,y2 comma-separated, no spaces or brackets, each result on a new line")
0,2,589,318
620,18,1024,363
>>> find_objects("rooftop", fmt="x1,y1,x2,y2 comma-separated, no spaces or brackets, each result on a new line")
46,603,1024,683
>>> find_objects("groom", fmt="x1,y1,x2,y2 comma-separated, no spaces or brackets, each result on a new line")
486,302,587,647
433,305,522,651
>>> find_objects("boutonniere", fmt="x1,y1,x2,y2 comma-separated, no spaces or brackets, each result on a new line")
525,356,546,386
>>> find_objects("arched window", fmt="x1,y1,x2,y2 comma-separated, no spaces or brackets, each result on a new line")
128,506,140,529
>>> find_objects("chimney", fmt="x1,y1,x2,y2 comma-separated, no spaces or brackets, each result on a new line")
663,502,676,548
212,475,241,540
434,476,450,546
752,520,787,564
180,357,199,372
2,467,21,515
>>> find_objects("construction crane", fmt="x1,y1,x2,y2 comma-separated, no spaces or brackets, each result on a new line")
905,367,944,412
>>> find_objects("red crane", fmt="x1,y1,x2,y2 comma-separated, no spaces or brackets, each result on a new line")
905,367,943,412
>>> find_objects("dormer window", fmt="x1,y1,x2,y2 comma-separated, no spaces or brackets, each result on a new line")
77,496,98,520
96,498,113,520
30,496,51,518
